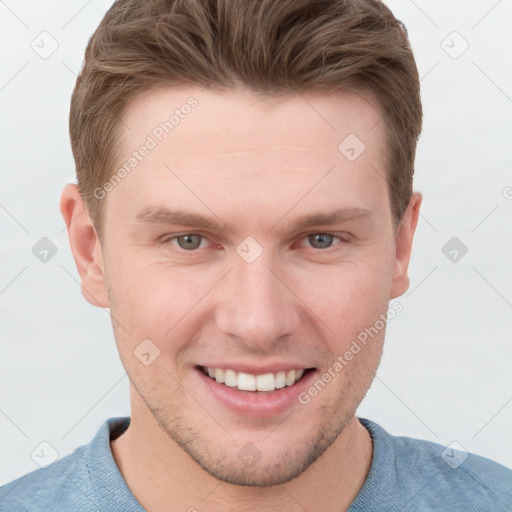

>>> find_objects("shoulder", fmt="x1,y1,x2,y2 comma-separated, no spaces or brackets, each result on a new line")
395,433,512,499
356,418,512,511
0,416,130,512
0,444,93,512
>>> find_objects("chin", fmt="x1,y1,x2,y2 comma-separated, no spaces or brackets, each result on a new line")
151,403,350,488
187,442,324,487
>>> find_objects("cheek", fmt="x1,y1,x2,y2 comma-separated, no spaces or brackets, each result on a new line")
106,262,212,351
293,255,393,338
298,264,389,407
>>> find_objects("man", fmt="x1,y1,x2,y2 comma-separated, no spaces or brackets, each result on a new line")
1,0,511,510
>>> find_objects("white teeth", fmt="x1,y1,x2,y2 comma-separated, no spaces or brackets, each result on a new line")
203,366,307,392
224,369,237,387
275,371,286,389
285,370,296,386
256,373,275,392
214,368,225,384
237,372,257,391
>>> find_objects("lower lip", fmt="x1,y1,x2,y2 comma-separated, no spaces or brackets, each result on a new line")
194,367,317,418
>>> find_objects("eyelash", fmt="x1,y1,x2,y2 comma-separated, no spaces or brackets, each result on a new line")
161,232,350,254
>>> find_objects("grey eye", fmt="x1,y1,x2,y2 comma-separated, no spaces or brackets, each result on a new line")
176,234,203,250
308,233,335,249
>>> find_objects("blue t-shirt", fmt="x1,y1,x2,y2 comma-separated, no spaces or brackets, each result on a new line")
1,416,511,511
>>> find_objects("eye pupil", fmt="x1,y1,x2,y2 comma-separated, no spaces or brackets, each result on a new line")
177,234,202,250
309,233,333,249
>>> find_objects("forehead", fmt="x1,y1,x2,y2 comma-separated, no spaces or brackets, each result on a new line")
105,85,389,230
119,85,385,157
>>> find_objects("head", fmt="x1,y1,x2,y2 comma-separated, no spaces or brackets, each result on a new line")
62,0,422,487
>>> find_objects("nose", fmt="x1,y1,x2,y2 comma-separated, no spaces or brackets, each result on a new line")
214,250,302,351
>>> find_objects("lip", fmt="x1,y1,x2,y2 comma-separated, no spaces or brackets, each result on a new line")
193,365,317,418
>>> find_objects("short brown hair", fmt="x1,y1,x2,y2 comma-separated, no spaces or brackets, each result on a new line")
69,0,422,241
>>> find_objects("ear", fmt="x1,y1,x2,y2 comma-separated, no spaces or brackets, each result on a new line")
390,192,422,299
60,183,109,308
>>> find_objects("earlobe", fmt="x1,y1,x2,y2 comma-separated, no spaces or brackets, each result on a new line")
60,183,110,308
390,192,422,299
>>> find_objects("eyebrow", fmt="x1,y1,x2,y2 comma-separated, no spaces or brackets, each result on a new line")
133,206,374,233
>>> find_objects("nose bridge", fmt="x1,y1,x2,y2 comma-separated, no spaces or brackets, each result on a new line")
214,247,301,347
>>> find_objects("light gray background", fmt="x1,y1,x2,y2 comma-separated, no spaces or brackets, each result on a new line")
1,0,511,485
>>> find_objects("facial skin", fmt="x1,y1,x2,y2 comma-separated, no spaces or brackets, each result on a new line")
61,85,421,511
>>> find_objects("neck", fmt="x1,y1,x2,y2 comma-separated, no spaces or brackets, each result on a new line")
111,400,373,512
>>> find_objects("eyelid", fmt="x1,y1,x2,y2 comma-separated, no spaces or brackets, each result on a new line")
163,232,211,250
296,232,345,247
162,231,350,252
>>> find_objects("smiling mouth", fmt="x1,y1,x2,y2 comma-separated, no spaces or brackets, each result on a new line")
198,365,314,392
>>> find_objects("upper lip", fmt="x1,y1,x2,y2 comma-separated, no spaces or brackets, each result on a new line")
196,363,315,375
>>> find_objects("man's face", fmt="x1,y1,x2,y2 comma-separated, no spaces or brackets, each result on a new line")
89,86,416,486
